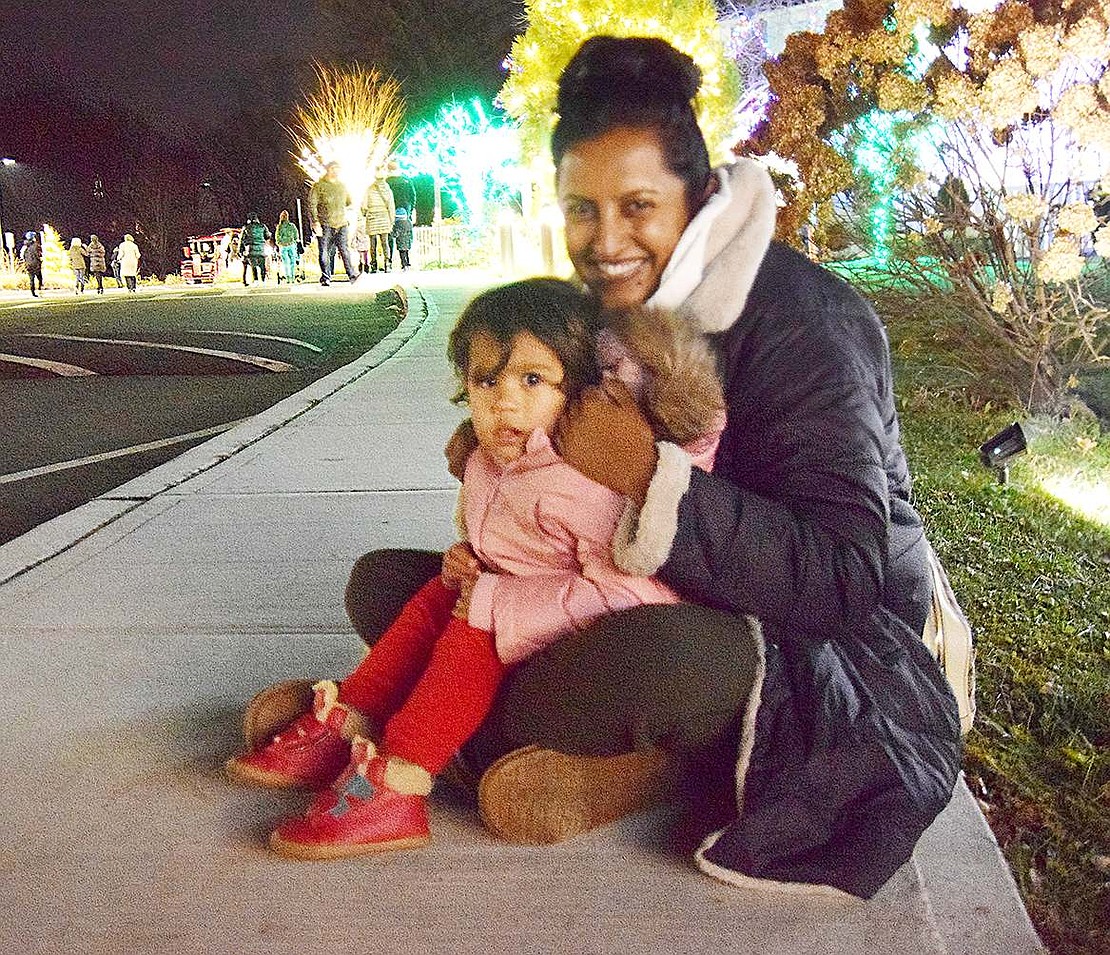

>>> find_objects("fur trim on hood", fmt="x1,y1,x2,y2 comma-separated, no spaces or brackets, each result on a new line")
598,306,724,446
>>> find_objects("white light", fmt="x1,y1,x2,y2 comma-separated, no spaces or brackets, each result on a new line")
1038,474,1110,527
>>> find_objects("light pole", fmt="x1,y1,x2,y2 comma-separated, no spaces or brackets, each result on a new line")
0,158,15,273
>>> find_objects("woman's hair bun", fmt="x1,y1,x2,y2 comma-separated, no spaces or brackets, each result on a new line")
556,36,702,116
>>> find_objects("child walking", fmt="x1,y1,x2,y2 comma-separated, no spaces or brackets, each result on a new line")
227,278,725,859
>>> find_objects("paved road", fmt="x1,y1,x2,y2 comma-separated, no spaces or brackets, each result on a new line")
0,283,402,544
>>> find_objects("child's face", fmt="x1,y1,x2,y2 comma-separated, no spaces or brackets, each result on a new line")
467,330,568,466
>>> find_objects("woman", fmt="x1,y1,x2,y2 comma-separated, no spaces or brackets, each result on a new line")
117,233,141,292
361,175,395,273
86,235,108,294
275,211,300,284
68,237,88,295
257,36,963,898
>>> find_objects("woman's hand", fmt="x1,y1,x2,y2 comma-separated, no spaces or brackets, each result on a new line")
554,379,658,506
442,541,481,592
445,419,478,481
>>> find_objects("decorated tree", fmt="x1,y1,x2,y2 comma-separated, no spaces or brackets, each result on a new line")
394,98,523,225
40,225,69,283
740,0,1110,412
498,0,742,165
289,63,406,209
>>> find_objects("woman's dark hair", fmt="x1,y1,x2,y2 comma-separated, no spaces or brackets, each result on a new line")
447,278,602,405
552,36,712,210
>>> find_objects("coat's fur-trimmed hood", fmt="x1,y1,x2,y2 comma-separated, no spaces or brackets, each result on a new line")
670,158,778,336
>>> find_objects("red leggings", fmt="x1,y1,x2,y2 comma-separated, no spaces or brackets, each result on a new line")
337,576,506,774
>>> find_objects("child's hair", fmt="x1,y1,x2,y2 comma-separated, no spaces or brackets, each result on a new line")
447,278,602,405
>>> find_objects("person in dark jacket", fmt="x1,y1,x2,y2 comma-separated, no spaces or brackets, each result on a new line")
244,36,963,899
86,235,108,294
19,231,44,297
239,214,271,285
386,160,417,270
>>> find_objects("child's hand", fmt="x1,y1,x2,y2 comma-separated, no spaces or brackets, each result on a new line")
555,380,658,506
442,542,481,592
445,419,478,480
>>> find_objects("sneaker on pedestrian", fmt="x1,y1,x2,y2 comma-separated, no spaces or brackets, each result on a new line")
226,680,374,789
270,738,432,859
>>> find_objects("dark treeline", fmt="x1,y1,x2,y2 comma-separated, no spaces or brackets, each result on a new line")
0,88,306,278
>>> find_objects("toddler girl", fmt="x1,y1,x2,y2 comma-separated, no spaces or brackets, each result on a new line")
227,278,724,859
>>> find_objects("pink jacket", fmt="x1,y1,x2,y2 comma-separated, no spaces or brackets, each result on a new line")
463,428,718,666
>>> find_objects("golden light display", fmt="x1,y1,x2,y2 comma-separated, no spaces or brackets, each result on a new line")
289,63,406,209
498,0,742,165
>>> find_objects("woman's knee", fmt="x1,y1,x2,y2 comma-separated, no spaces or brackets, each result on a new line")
479,603,760,758
344,548,442,645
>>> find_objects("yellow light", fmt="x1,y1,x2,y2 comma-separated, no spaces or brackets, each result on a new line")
1038,474,1110,527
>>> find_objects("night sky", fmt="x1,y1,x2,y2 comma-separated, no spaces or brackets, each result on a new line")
1,0,316,129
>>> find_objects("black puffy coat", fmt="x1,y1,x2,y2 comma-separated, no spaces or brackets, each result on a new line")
613,160,962,898
662,240,962,898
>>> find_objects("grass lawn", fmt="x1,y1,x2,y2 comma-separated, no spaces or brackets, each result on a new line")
881,322,1109,954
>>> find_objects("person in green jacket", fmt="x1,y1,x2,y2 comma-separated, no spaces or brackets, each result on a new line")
275,210,300,284
238,214,272,285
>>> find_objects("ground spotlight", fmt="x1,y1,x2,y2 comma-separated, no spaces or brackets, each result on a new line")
978,422,1026,484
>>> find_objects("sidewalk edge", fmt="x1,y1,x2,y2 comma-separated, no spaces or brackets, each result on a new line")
0,286,430,588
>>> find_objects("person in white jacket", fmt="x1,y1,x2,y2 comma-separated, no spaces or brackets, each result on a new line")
116,234,141,292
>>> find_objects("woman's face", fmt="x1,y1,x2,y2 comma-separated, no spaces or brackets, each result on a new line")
467,330,567,467
557,126,693,310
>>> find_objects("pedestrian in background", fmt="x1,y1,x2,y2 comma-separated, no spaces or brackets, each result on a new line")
19,231,43,297
69,237,88,294
361,174,395,273
117,233,141,292
275,210,299,284
307,160,358,286
239,213,271,285
354,224,370,274
386,160,416,271
111,242,124,287
87,234,107,293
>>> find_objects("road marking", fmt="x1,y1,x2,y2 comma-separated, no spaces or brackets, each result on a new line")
0,420,248,485
185,330,324,353
0,353,97,376
19,334,296,372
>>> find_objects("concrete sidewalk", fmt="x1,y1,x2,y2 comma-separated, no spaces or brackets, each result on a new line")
0,283,1044,954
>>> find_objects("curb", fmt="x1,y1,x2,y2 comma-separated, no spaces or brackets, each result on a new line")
0,285,431,587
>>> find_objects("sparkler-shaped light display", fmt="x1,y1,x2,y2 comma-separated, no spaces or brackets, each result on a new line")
289,63,406,210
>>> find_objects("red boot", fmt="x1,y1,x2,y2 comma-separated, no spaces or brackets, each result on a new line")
226,680,374,789
270,739,432,859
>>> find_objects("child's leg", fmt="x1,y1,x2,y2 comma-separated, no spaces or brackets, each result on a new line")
382,617,506,775
336,575,458,726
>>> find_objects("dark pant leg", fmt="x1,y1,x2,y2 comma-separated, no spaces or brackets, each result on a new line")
344,548,443,646
334,225,358,280
465,602,760,772
318,227,332,279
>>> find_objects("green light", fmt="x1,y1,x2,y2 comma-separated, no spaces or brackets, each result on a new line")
395,98,524,224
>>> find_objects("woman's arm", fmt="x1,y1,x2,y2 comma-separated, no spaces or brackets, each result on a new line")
566,304,893,640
